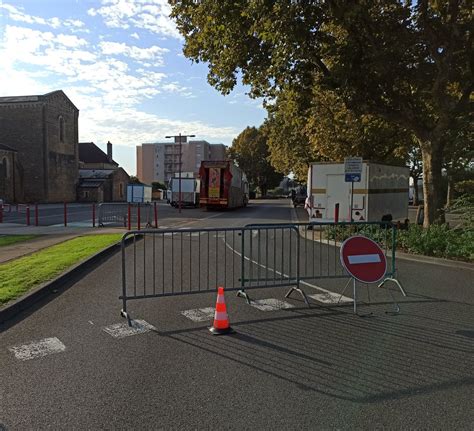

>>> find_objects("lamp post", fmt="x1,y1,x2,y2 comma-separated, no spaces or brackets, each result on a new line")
165,133,195,213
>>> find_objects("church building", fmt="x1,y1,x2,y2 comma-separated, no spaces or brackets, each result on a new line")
0,90,79,203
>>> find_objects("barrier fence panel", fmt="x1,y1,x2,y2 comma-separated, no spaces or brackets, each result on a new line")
98,203,153,228
119,222,405,324
120,225,302,323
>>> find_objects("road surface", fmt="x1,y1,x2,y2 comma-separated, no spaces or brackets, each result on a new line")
1,200,472,430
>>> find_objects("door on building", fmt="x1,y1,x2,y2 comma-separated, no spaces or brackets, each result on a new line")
326,174,350,221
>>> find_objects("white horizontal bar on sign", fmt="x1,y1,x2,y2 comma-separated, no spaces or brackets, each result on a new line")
348,254,381,264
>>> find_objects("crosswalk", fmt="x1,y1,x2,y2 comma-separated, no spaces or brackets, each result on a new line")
6,294,354,361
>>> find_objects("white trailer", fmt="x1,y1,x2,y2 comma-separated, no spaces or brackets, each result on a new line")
168,177,200,207
127,184,152,203
306,162,409,222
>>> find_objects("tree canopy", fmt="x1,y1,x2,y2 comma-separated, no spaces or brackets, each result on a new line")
171,0,473,226
228,126,283,196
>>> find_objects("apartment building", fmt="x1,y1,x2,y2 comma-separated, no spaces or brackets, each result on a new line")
136,138,226,184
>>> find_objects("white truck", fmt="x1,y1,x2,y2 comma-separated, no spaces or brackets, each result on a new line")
306,161,409,222
167,177,200,208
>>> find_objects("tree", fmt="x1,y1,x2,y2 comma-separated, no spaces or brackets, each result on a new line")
151,181,167,191
129,176,141,184
228,126,283,196
170,1,472,226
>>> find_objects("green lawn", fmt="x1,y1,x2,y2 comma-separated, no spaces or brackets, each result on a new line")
0,234,122,305
0,235,39,247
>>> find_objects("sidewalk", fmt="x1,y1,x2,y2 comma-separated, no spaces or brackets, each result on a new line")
0,224,126,264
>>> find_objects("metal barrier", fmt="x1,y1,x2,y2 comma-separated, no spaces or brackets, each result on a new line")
120,225,303,323
119,222,405,324
98,203,153,228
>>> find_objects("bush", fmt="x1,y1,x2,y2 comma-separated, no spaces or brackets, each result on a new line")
397,224,473,261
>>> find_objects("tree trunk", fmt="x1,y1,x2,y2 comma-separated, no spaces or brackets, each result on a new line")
421,144,445,227
446,176,453,209
413,176,420,206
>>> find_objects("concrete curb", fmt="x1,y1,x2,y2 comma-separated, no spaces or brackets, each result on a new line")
0,236,131,325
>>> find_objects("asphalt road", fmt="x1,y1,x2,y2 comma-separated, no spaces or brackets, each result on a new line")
1,200,473,430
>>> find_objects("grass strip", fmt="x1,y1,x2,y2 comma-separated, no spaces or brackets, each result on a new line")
0,234,122,305
0,235,39,247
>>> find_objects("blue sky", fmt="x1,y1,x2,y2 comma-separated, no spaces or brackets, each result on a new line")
0,0,267,175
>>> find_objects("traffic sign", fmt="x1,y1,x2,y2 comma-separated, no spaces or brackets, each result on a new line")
340,235,387,283
344,157,362,173
345,173,361,182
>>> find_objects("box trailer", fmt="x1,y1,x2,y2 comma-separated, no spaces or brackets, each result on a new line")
168,177,200,208
127,184,152,203
306,162,409,222
199,160,249,209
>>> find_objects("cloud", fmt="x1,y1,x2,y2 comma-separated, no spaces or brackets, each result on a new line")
88,0,182,39
78,103,238,148
130,32,140,39
99,41,168,65
0,3,87,31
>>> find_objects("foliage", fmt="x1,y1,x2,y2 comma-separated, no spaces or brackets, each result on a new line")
0,234,122,305
151,181,167,191
129,176,142,184
170,0,473,226
397,224,473,261
0,235,39,247
228,126,283,196
454,180,474,196
449,194,474,229
324,221,473,261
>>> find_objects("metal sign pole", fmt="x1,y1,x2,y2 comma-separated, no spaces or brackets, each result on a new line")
178,132,182,214
350,180,354,222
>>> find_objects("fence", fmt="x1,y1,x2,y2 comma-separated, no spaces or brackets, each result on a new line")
98,203,156,229
119,221,405,324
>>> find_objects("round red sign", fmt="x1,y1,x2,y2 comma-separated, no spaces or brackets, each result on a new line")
340,235,387,283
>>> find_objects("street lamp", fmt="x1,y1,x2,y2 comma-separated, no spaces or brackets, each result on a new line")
165,133,195,213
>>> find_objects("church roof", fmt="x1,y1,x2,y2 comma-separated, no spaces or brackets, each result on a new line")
0,90,78,111
79,142,118,166
0,143,17,152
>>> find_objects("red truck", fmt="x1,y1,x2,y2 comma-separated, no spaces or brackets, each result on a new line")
199,160,249,209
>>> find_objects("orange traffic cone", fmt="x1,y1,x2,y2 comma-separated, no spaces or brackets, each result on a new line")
209,287,234,335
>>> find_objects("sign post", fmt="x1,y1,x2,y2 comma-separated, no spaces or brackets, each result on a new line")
340,235,394,315
344,157,362,222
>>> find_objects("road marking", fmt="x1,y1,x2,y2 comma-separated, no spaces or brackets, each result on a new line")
224,241,352,303
309,292,352,304
103,319,155,339
347,254,381,264
8,337,66,361
181,307,215,322
250,298,294,311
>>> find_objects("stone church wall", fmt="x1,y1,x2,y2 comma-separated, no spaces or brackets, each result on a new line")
0,103,46,202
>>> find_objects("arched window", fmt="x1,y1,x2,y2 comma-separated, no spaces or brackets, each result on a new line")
0,157,8,179
59,116,65,142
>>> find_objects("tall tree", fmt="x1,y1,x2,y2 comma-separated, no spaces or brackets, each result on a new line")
228,126,283,196
170,0,472,226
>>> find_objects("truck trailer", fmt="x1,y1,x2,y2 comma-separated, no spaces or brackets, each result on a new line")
167,177,200,208
199,160,249,209
306,162,409,222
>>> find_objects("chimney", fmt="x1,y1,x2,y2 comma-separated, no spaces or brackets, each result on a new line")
107,141,113,162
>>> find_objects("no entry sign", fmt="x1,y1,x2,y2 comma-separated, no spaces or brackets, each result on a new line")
340,235,387,283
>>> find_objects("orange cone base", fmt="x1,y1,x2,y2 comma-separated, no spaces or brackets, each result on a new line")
209,325,234,335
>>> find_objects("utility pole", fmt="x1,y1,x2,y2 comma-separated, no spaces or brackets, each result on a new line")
165,133,195,213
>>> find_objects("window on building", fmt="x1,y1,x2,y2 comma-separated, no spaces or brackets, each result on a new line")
119,183,124,198
59,116,65,142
